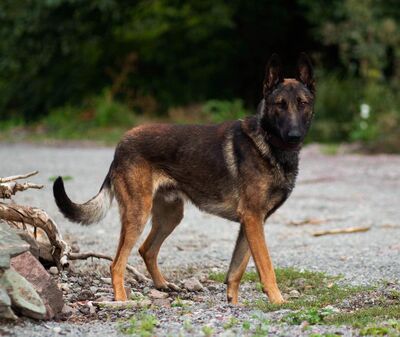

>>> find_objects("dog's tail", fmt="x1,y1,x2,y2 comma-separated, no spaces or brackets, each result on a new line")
53,172,114,225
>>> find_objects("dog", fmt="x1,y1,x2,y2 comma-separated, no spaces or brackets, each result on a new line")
53,53,315,305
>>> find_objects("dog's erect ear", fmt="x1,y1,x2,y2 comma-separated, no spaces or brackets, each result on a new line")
263,53,284,96
296,53,315,93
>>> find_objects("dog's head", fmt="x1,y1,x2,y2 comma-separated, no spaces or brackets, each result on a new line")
258,53,315,150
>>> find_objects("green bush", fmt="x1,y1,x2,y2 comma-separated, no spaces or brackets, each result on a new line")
42,91,135,138
201,99,248,123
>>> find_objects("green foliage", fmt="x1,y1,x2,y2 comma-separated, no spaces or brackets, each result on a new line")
119,311,159,336
49,175,73,182
1,0,400,150
325,306,400,328
360,320,400,337
201,325,214,337
201,99,248,123
283,307,334,325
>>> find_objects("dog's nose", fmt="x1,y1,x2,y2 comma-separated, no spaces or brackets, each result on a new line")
287,130,301,143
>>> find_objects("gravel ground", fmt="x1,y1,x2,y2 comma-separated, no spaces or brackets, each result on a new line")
1,142,399,337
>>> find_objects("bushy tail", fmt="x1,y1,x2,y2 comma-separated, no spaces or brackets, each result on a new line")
53,174,113,225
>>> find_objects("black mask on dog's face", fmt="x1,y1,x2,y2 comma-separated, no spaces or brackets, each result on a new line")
259,53,315,147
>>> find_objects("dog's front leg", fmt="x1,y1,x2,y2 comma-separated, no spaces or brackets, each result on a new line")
240,211,284,304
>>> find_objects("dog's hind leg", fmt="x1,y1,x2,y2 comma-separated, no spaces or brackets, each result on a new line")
111,164,153,301
139,192,183,291
225,225,251,304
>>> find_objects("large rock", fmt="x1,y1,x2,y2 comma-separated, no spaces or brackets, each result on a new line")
0,268,46,319
11,251,64,319
0,222,30,269
0,286,18,320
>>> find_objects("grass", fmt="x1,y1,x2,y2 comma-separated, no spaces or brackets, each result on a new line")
208,267,400,329
48,175,73,182
359,320,400,336
320,144,340,155
118,311,158,336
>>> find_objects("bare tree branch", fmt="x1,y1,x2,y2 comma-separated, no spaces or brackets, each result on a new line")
0,171,39,183
0,182,44,199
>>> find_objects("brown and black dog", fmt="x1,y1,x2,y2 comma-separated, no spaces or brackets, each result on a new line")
53,53,315,305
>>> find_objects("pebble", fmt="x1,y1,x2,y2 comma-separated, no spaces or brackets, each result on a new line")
49,267,59,275
100,278,112,285
149,289,169,299
183,277,204,292
90,286,98,293
53,326,61,334
289,289,301,298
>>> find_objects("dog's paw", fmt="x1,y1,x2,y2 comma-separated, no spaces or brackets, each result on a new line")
166,282,181,291
155,281,181,292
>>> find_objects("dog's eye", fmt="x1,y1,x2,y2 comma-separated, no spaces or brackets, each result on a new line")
276,101,287,108
298,101,308,107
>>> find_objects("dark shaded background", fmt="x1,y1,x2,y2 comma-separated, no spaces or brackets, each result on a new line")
0,0,399,148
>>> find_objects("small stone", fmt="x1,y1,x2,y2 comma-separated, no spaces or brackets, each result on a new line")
143,287,151,294
49,267,59,275
138,299,152,308
289,289,300,298
183,277,204,292
77,289,94,301
90,286,98,294
53,327,62,334
100,277,111,285
87,301,96,315
60,283,70,292
58,304,75,320
152,298,171,307
149,289,169,299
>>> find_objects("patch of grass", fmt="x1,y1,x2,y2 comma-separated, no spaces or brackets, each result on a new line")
326,306,400,327
171,297,188,308
283,307,335,325
223,317,239,330
119,311,158,336
359,320,400,336
49,175,73,182
252,317,270,337
201,325,214,337
310,334,342,337
250,268,366,312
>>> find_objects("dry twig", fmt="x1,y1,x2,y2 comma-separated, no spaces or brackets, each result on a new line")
313,226,371,237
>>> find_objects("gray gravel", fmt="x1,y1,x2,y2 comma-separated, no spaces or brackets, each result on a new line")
1,142,399,336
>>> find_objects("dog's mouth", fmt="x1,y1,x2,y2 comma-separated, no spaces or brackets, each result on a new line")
268,134,302,151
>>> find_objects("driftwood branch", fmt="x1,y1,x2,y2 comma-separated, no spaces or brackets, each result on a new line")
0,182,44,199
313,226,371,237
0,171,39,183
